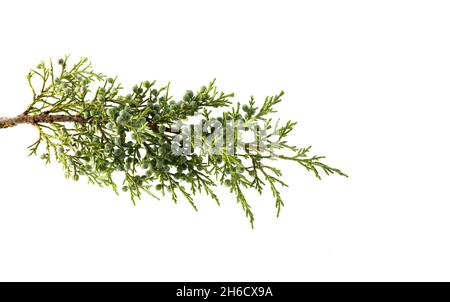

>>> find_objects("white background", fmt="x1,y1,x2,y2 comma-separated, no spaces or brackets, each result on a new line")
0,0,449,281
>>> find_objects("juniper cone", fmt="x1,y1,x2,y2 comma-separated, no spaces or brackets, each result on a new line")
0,56,347,227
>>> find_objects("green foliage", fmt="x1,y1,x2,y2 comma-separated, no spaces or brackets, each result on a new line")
23,56,347,227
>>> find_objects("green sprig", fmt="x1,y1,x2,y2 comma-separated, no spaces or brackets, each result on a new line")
12,56,349,227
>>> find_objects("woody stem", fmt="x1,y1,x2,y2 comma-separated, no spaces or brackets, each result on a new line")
0,113,86,129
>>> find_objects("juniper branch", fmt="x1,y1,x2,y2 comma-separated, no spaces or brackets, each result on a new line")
0,56,347,227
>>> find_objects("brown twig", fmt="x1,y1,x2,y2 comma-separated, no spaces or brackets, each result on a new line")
0,113,179,134
0,113,86,129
